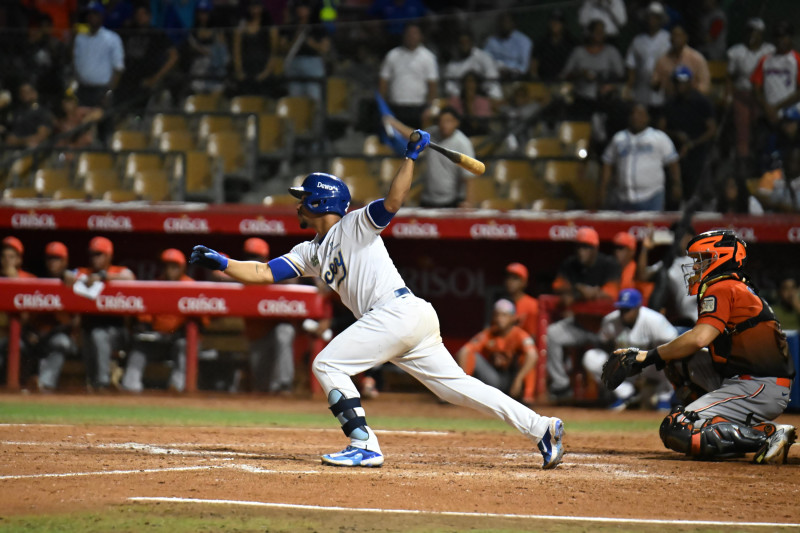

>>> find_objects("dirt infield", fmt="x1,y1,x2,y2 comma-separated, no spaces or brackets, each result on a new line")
1,393,799,529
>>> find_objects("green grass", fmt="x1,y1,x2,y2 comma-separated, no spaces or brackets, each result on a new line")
0,399,658,433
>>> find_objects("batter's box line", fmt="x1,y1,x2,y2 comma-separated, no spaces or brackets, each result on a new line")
127,497,800,529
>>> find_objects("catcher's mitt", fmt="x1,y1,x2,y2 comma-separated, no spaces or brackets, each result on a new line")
601,348,643,390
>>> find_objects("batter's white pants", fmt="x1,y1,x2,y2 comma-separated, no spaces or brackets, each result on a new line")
312,295,553,441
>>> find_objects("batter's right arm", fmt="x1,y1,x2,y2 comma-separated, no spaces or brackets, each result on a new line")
384,130,430,212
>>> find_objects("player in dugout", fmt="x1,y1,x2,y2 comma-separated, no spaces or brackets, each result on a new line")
191,130,565,469
604,230,796,463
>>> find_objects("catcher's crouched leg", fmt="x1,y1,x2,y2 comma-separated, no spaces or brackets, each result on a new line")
659,406,775,459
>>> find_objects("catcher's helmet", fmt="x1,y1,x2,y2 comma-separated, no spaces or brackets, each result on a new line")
682,229,747,295
288,173,351,217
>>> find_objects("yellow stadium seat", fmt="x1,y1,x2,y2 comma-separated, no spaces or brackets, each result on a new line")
327,77,349,116
111,130,148,151
230,95,270,114
509,177,548,205
183,93,221,113
175,151,214,194
76,152,114,180
206,131,244,174
53,188,86,200
151,114,188,137
342,175,381,204
557,121,591,149
532,197,569,211
34,168,71,197
3,187,37,199
364,135,394,156
133,170,171,201
544,161,585,185
480,198,518,210
493,159,534,186
525,138,563,158
103,190,139,202
84,169,121,198
516,81,552,105
708,60,727,82
246,113,285,155
124,153,162,181
464,177,497,205
469,136,501,159
10,155,33,179
198,115,235,141
379,158,403,185
263,194,299,207
331,157,371,179
276,96,315,137
159,130,196,152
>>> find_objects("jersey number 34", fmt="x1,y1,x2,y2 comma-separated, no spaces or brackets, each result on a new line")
323,250,348,287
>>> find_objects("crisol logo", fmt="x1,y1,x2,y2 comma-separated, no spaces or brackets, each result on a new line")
711,226,756,242
177,295,228,314
788,227,800,243
163,217,210,233
10,212,56,229
96,293,145,312
239,218,286,235
391,222,440,238
548,225,579,241
257,298,308,316
13,292,63,310
87,215,133,231
469,222,518,239
628,225,669,240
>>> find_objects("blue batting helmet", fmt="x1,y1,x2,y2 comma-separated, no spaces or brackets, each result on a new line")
288,173,351,217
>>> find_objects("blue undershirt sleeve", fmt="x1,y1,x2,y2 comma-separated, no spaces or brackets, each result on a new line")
268,257,301,282
366,199,395,229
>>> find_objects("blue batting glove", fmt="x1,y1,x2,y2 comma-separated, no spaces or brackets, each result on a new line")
190,245,228,271
405,130,430,160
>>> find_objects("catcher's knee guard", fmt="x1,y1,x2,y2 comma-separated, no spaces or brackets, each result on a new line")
328,389,369,440
659,407,775,459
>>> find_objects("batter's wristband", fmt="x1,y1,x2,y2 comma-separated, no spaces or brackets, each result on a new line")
645,348,666,370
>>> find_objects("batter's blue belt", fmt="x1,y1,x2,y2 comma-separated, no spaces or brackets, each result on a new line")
369,287,412,311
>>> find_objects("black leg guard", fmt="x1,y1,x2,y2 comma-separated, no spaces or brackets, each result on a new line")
659,407,774,459
328,391,369,439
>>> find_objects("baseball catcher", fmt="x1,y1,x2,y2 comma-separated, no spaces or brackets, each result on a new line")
603,230,796,463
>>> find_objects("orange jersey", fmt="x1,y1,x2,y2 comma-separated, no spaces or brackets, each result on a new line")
463,325,535,371
138,274,199,333
620,261,654,304
696,278,792,378
513,293,539,337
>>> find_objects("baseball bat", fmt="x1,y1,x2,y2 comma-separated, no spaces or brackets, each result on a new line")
409,131,486,175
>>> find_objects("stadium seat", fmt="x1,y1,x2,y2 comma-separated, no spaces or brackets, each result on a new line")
3,187,37,199
263,194,299,207
519,81,551,105
364,135,395,156
207,131,244,174
543,161,585,185
34,168,71,197
493,159,534,186
469,136,501,159
9,155,33,180
230,95,270,114
331,157,371,179
342,175,381,204
124,153,162,182
76,152,114,181
379,158,403,185
159,130,196,152
557,121,591,155
532,198,569,211
277,96,316,137
151,114,188,137
525,138,563,158
327,77,350,116
183,93,221,113
84,169,121,198
175,151,214,194
111,130,148,151
246,113,285,155
508,177,548,205
198,115,235,141
480,198,518,210
103,189,139,202
464,177,497,205
133,170,171,201
52,188,86,200
708,60,727,82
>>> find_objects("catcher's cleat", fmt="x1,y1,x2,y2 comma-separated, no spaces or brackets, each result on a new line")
321,446,384,467
754,424,796,465
538,418,565,470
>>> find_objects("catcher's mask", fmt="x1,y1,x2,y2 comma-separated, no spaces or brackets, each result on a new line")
682,230,747,295
289,173,351,218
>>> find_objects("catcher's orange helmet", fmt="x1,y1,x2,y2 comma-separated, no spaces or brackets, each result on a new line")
682,230,747,295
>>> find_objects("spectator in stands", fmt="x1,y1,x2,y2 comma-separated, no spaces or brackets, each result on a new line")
24,0,77,41
232,0,279,96
72,1,124,108
652,24,711,99
601,102,681,211
240,238,296,394
612,231,654,302
726,18,774,177
121,249,194,393
636,223,697,327
659,66,717,204
76,236,135,391
582,288,677,410
281,0,331,103
151,0,197,37
27,242,78,392
578,0,627,40
484,13,532,80
696,0,727,61
103,0,134,30
24,13,66,110
443,31,502,102
1,237,35,278
3,81,53,148
378,22,438,129
546,227,620,401
368,0,429,39
504,262,538,337
446,71,492,137
531,9,574,81
560,19,625,121
752,152,800,213
116,4,179,110
383,105,474,208
185,0,229,95
55,89,102,149
457,299,537,401
624,2,670,115
772,277,800,331
498,83,541,150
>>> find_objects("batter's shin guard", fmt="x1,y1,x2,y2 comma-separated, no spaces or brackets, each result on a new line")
328,390,369,441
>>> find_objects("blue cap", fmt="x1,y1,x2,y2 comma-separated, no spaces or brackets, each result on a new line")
86,1,105,14
615,288,643,309
196,0,214,11
673,65,692,83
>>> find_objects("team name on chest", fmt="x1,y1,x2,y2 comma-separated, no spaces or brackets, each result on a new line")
319,239,347,287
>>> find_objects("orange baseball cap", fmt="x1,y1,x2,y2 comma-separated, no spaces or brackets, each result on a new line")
2,236,24,255
88,236,113,255
613,231,637,250
45,241,68,259
506,262,529,282
575,227,599,247
243,237,269,258
161,248,186,266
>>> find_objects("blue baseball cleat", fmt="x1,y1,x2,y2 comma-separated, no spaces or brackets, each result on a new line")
321,446,384,467
537,418,565,470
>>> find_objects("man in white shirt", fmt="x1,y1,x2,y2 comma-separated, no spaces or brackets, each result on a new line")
444,31,502,101
72,1,124,108
624,2,671,110
579,0,627,39
583,288,678,410
379,23,439,129
484,13,533,78
601,103,681,211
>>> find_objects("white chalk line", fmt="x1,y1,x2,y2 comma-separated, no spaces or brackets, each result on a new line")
0,423,450,436
0,465,219,481
127,497,800,529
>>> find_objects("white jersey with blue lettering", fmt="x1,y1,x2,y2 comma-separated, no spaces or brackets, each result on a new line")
278,204,405,319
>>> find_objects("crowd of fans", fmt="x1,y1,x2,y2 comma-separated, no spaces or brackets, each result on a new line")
0,0,799,212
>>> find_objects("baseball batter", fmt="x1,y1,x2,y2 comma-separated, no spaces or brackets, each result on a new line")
606,230,796,463
190,130,565,469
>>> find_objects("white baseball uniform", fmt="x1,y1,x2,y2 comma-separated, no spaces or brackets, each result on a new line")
272,202,554,445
